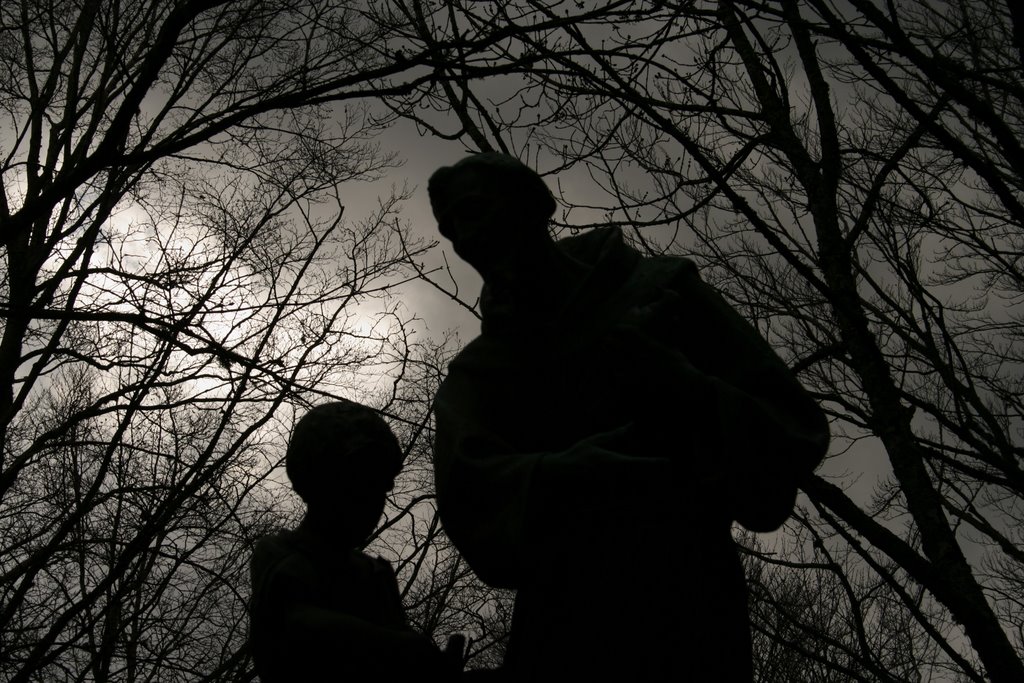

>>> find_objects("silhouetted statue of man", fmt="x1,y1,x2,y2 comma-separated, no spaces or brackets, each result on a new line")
428,153,830,682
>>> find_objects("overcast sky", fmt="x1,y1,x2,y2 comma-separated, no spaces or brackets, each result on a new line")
365,120,486,339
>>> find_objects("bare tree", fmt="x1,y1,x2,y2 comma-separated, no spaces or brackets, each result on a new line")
10,0,1021,679
384,0,1024,679
0,1,507,680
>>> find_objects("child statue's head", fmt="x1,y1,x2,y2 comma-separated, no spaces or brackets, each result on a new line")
286,400,404,544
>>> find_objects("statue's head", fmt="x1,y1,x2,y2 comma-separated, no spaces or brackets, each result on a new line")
286,400,403,543
428,153,556,277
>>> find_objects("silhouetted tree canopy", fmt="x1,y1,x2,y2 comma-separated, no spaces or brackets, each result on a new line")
389,0,1024,680
0,1,505,680
2,1,1022,681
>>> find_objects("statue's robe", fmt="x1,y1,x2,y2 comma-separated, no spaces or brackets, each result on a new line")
433,227,829,681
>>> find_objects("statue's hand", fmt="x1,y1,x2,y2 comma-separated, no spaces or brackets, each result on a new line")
621,288,685,340
572,422,638,454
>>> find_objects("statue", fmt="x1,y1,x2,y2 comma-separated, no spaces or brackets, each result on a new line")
249,400,465,681
428,153,830,681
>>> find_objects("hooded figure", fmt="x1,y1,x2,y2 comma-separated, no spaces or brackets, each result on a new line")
429,154,829,682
